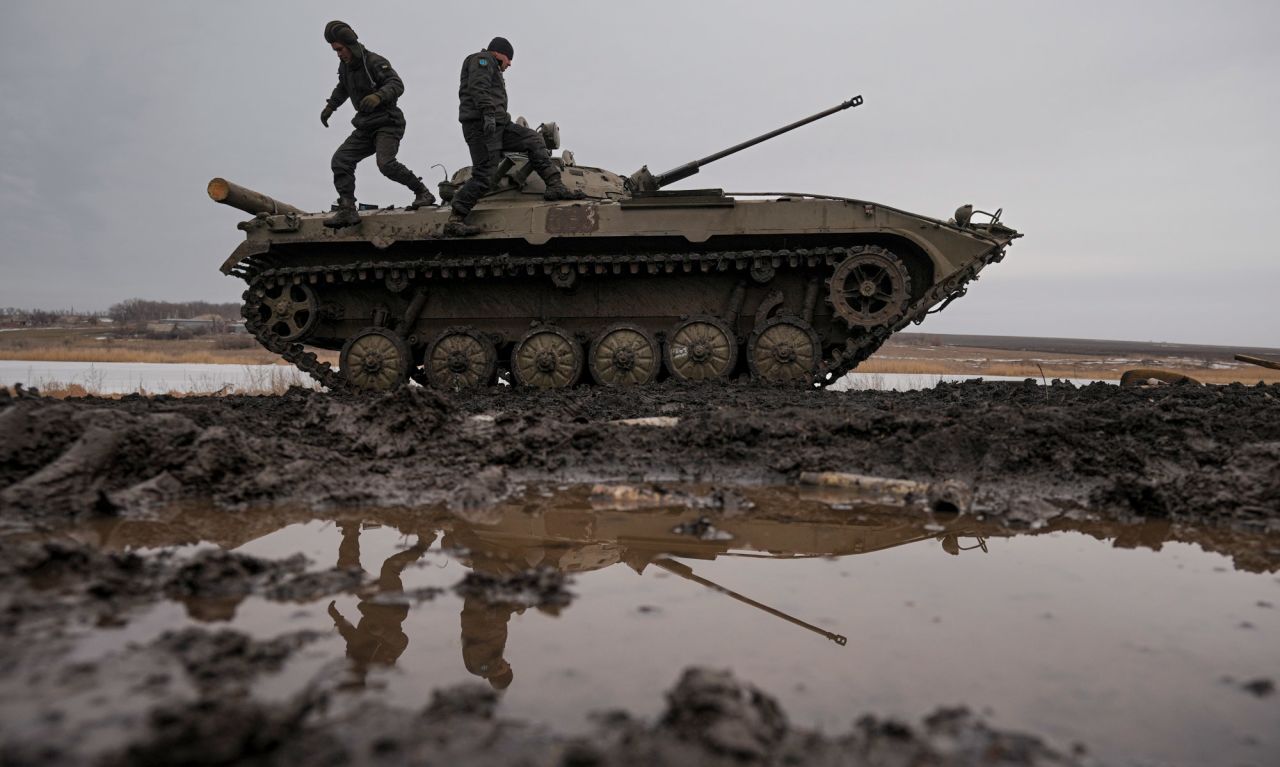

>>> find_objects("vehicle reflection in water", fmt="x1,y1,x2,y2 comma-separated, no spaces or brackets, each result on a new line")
70,485,1010,688
49,485,1280,766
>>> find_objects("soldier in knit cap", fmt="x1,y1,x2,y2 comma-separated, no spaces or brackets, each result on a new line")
320,20,435,229
444,36,585,237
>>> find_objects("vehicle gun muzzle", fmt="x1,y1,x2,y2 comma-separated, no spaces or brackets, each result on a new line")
207,177,305,216
630,96,864,193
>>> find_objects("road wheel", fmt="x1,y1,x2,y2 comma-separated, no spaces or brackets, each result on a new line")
747,317,821,383
340,327,411,391
665,316,737,382
511,326,583,389
589,323,660,387
425,327,497,389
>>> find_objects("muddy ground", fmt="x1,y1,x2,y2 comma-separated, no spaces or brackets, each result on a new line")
1,380,1277,765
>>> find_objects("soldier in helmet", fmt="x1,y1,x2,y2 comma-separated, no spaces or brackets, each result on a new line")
320,20,435,229
444,36,585,237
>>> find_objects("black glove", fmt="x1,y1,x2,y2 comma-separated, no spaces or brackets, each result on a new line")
482,113,496,137
359,94,381,112
321,104,334,127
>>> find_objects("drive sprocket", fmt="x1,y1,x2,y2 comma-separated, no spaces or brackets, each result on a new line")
828,247,912,329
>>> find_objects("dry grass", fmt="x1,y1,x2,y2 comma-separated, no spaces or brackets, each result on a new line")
859,358,1096,379
0,327,339,366
8,381,94,399
0,345,277,365
2,365,317,400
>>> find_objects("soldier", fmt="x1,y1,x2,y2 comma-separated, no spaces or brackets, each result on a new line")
445,37,585,237
320,20,435,229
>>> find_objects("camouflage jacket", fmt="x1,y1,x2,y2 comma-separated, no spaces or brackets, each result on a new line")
457,50,510,123
326,45,407,130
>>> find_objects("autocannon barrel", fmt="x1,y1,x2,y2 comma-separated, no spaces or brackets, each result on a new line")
207,178,305,216
651,95,864,190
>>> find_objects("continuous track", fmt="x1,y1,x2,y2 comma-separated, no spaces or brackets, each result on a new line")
237,242,1004,391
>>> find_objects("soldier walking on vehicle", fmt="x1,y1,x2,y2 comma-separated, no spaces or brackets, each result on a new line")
320,20,435,229
444,36,585,237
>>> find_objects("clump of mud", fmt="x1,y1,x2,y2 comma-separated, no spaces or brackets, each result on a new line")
4,382,1279,534
4,658,1083,767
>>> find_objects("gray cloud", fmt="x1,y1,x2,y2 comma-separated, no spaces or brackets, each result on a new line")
1,1,1276,345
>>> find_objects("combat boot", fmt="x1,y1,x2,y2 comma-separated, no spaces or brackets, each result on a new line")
442,211,481,237
406,187,437,210
323,197,361,229
543,182,587,201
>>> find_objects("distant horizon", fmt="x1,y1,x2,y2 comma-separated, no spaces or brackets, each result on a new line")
2,302,1276,354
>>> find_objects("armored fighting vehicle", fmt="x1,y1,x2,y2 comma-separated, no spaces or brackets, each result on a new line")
212,97,1021,391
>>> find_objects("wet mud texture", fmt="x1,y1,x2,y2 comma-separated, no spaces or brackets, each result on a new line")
2,381,1277,766
0,533,1089,767
2,380,1278,534
6,647,1083,767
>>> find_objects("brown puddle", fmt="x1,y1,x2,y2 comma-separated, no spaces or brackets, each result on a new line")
14,485,1280,765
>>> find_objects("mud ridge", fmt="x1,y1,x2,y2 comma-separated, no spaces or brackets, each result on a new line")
3,381,1277,533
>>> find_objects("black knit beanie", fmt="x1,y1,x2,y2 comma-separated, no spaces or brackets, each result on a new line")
487,36,514,60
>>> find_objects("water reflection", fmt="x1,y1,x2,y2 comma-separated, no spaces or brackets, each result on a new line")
35,486,1280,766
62,486,1016,687
328,523,432,684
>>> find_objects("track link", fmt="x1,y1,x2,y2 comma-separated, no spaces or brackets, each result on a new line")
238,243,1005,390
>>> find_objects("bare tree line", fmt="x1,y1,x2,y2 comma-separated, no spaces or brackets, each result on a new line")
1,301,241,324
104,299,241,323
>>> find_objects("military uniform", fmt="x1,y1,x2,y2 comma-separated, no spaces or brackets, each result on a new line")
325,45,428,201
449,47,581,222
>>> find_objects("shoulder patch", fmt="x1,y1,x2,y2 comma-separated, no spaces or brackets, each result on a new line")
478,57,488,66
380,63,391,70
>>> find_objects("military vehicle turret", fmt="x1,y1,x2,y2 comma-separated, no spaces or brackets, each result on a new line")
212,97,1021,391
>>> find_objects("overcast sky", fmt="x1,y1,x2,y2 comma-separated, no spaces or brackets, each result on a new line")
1,1,1276,346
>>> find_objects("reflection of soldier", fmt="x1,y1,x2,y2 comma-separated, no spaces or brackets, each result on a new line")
442,526,560,691
460,596,518,690
320,20,436,229
327,522,433,683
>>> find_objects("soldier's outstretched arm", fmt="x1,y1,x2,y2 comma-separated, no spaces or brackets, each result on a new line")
322,72,349,127
328,600,357,641
327,72,349,112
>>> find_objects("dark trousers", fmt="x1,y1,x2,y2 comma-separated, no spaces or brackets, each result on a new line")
451,120,562,216
331,125,424,199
